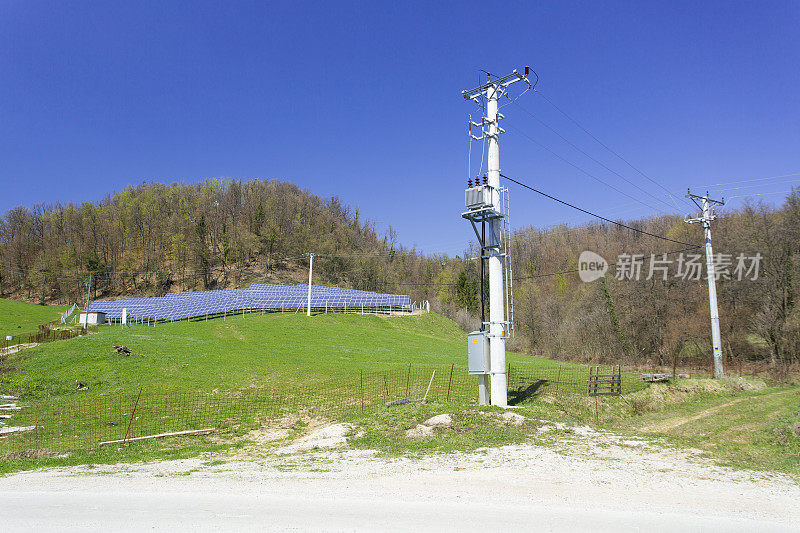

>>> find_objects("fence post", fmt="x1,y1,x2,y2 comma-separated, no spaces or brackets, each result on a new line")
406,363,411,399
556,366,562,396
447,363,454,402
124,386,143,445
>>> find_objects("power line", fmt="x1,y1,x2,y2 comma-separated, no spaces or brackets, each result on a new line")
500,173,696,247
727,189,799,199
699,172,800,189
532,88,686,211
504,122,668,215
713,178,800,192
511,100,677,213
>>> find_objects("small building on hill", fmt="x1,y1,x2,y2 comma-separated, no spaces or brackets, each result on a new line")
78,311,106,325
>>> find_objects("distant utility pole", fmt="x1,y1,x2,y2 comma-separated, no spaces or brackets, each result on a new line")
686,190,726,378
305,253,315,317
84,272,93,330
462,68,531,406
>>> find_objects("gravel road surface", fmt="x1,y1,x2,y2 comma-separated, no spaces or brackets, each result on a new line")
1,426,797,531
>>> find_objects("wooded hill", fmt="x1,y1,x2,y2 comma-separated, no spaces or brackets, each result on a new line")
0,179,440,303
1,178,798,368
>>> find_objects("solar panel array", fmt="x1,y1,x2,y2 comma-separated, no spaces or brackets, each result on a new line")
88,283,410,321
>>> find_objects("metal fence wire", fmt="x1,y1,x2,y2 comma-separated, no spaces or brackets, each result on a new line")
0,361,642,462
1,327,88,354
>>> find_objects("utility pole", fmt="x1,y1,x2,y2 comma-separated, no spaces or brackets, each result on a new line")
83,272,92,330
306,253,315,316
462,68,531,406
686,190,726,378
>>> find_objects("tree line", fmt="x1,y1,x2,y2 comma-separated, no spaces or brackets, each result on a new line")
1,178,797,368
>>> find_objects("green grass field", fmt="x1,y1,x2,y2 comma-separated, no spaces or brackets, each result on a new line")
0,311,581,399
0,307,797,476
0,298,67,339
612,381,800,474
0,311,595,472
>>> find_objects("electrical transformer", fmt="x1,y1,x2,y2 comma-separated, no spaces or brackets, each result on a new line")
464,185,496,211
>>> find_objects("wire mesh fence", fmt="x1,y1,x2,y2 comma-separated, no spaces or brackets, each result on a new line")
0,361,645,463
507,362,645,398
1,327,88,354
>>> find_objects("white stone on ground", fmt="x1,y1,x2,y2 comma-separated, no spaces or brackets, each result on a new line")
572,425,601,437
423,414,452,427
276,423,352,454
501,412,526,426
0,425,35,435
405,424,435,438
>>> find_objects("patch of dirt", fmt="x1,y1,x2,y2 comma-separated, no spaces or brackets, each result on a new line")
405,424,434,438
423,414,452,427
276,423,354,454
500,412,526,426
244,427,291,445
215,324,245,340
0,343,39,356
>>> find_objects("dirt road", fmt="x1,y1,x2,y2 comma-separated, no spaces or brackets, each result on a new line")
1,428,797,531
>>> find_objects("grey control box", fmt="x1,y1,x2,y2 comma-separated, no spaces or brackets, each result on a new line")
467,331,490,375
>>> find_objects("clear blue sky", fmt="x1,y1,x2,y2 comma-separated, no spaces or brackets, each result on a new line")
2,1,798,256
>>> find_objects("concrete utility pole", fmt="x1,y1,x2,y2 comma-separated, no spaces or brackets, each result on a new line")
84,273,92,330
462,69,531,406
306,253,315,316
484,82,506,406
686,190,726,378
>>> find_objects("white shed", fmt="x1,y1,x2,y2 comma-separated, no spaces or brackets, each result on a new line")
78,311,106,325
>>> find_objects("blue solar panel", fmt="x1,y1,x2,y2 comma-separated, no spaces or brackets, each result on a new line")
88,283,411,321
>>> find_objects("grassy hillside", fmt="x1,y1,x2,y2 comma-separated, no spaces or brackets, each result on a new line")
0,299,67,339
0,311,581,400
0,312,588,471
3,311,795,477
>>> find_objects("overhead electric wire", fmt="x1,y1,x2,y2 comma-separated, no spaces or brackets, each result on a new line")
500,173,697,247
469,69,668,215
510,100,677,213
504,122,669,215
532,88,686,211
726,189,799,199
513,201,681,243
713,177,800,192
699,172,800,189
